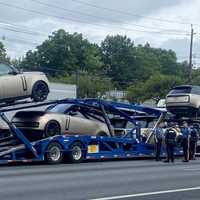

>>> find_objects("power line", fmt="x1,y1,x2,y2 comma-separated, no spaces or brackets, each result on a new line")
71,0,199,26
1,36,40,46
0,21,48,45
0,1,189,37
30,0,189,35
0,20,47,36
0,26,43,36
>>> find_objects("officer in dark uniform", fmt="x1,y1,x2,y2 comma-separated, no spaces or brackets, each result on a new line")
154,123,165,161
181,121,190,162
164,123,177,163
189,124,198,160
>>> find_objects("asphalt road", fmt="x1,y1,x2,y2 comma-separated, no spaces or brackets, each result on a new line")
0,159,200,200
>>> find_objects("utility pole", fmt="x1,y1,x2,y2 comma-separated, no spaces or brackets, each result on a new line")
189,24,194,82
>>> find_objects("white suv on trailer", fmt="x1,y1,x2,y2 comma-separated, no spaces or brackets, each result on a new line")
0,63,49,103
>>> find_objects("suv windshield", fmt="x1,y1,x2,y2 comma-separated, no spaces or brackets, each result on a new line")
170,87,191,94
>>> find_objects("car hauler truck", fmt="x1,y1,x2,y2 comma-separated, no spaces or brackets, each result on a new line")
0,99,183,164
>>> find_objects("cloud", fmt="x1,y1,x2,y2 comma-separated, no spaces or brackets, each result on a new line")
0,0,198,59
161,37,200,66
0,0,184,23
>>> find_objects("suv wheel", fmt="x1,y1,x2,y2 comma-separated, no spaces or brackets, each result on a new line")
32,81,49,102
44,120,61,138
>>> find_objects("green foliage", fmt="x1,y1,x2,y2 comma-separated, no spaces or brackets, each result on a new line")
101,35,136,88
101,37,184,89
50,72,113,98
77,74,113,98
0,41,6,61
0,41,10,63
20,30,103,75
12,31,190,102
127,73,184,103
190,69,200,85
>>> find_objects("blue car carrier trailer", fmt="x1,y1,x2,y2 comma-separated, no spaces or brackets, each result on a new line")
0,99,183,164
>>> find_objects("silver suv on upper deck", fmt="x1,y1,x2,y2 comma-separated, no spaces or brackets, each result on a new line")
0,63,49,103
166,85,200,116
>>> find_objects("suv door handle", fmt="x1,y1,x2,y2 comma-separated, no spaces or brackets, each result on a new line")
21,76,27,91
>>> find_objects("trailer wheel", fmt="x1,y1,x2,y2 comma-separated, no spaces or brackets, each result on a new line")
46,142,63,164
69,142,84,163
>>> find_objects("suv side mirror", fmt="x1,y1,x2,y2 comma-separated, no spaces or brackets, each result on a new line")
8,70,18,75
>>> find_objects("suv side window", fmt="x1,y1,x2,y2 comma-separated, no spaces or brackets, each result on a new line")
0,63,13,76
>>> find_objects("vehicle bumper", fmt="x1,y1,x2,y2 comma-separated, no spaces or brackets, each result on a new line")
166,105,198,116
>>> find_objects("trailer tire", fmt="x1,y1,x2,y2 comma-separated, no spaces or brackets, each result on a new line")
46,142,63,164
69,142,84,163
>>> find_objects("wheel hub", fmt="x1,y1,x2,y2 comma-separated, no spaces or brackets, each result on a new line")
49,146,61,161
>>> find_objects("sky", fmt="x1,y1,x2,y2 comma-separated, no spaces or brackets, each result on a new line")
0,0,200,66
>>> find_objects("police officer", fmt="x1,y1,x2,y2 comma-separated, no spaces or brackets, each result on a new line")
154,123,164,161
181,121,190,162
189,124,198,160
164,122,177,163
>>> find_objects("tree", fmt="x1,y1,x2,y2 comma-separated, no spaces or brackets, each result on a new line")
20,30,103,75
190,69,200,85
18,32,189,101
101,35,136,88
133,44,181,80
133,44,161,81
101,36,183,88
0,41,9,63
20,50,39,70
50,72,113,98
152,48,178,75
127,73,184,103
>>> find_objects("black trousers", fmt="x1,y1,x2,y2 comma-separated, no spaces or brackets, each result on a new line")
182,138,189,161
166,143,174,162
155,139,162,160
189,140,196,159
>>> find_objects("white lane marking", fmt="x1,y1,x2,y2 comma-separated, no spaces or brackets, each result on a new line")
90,186,200,200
